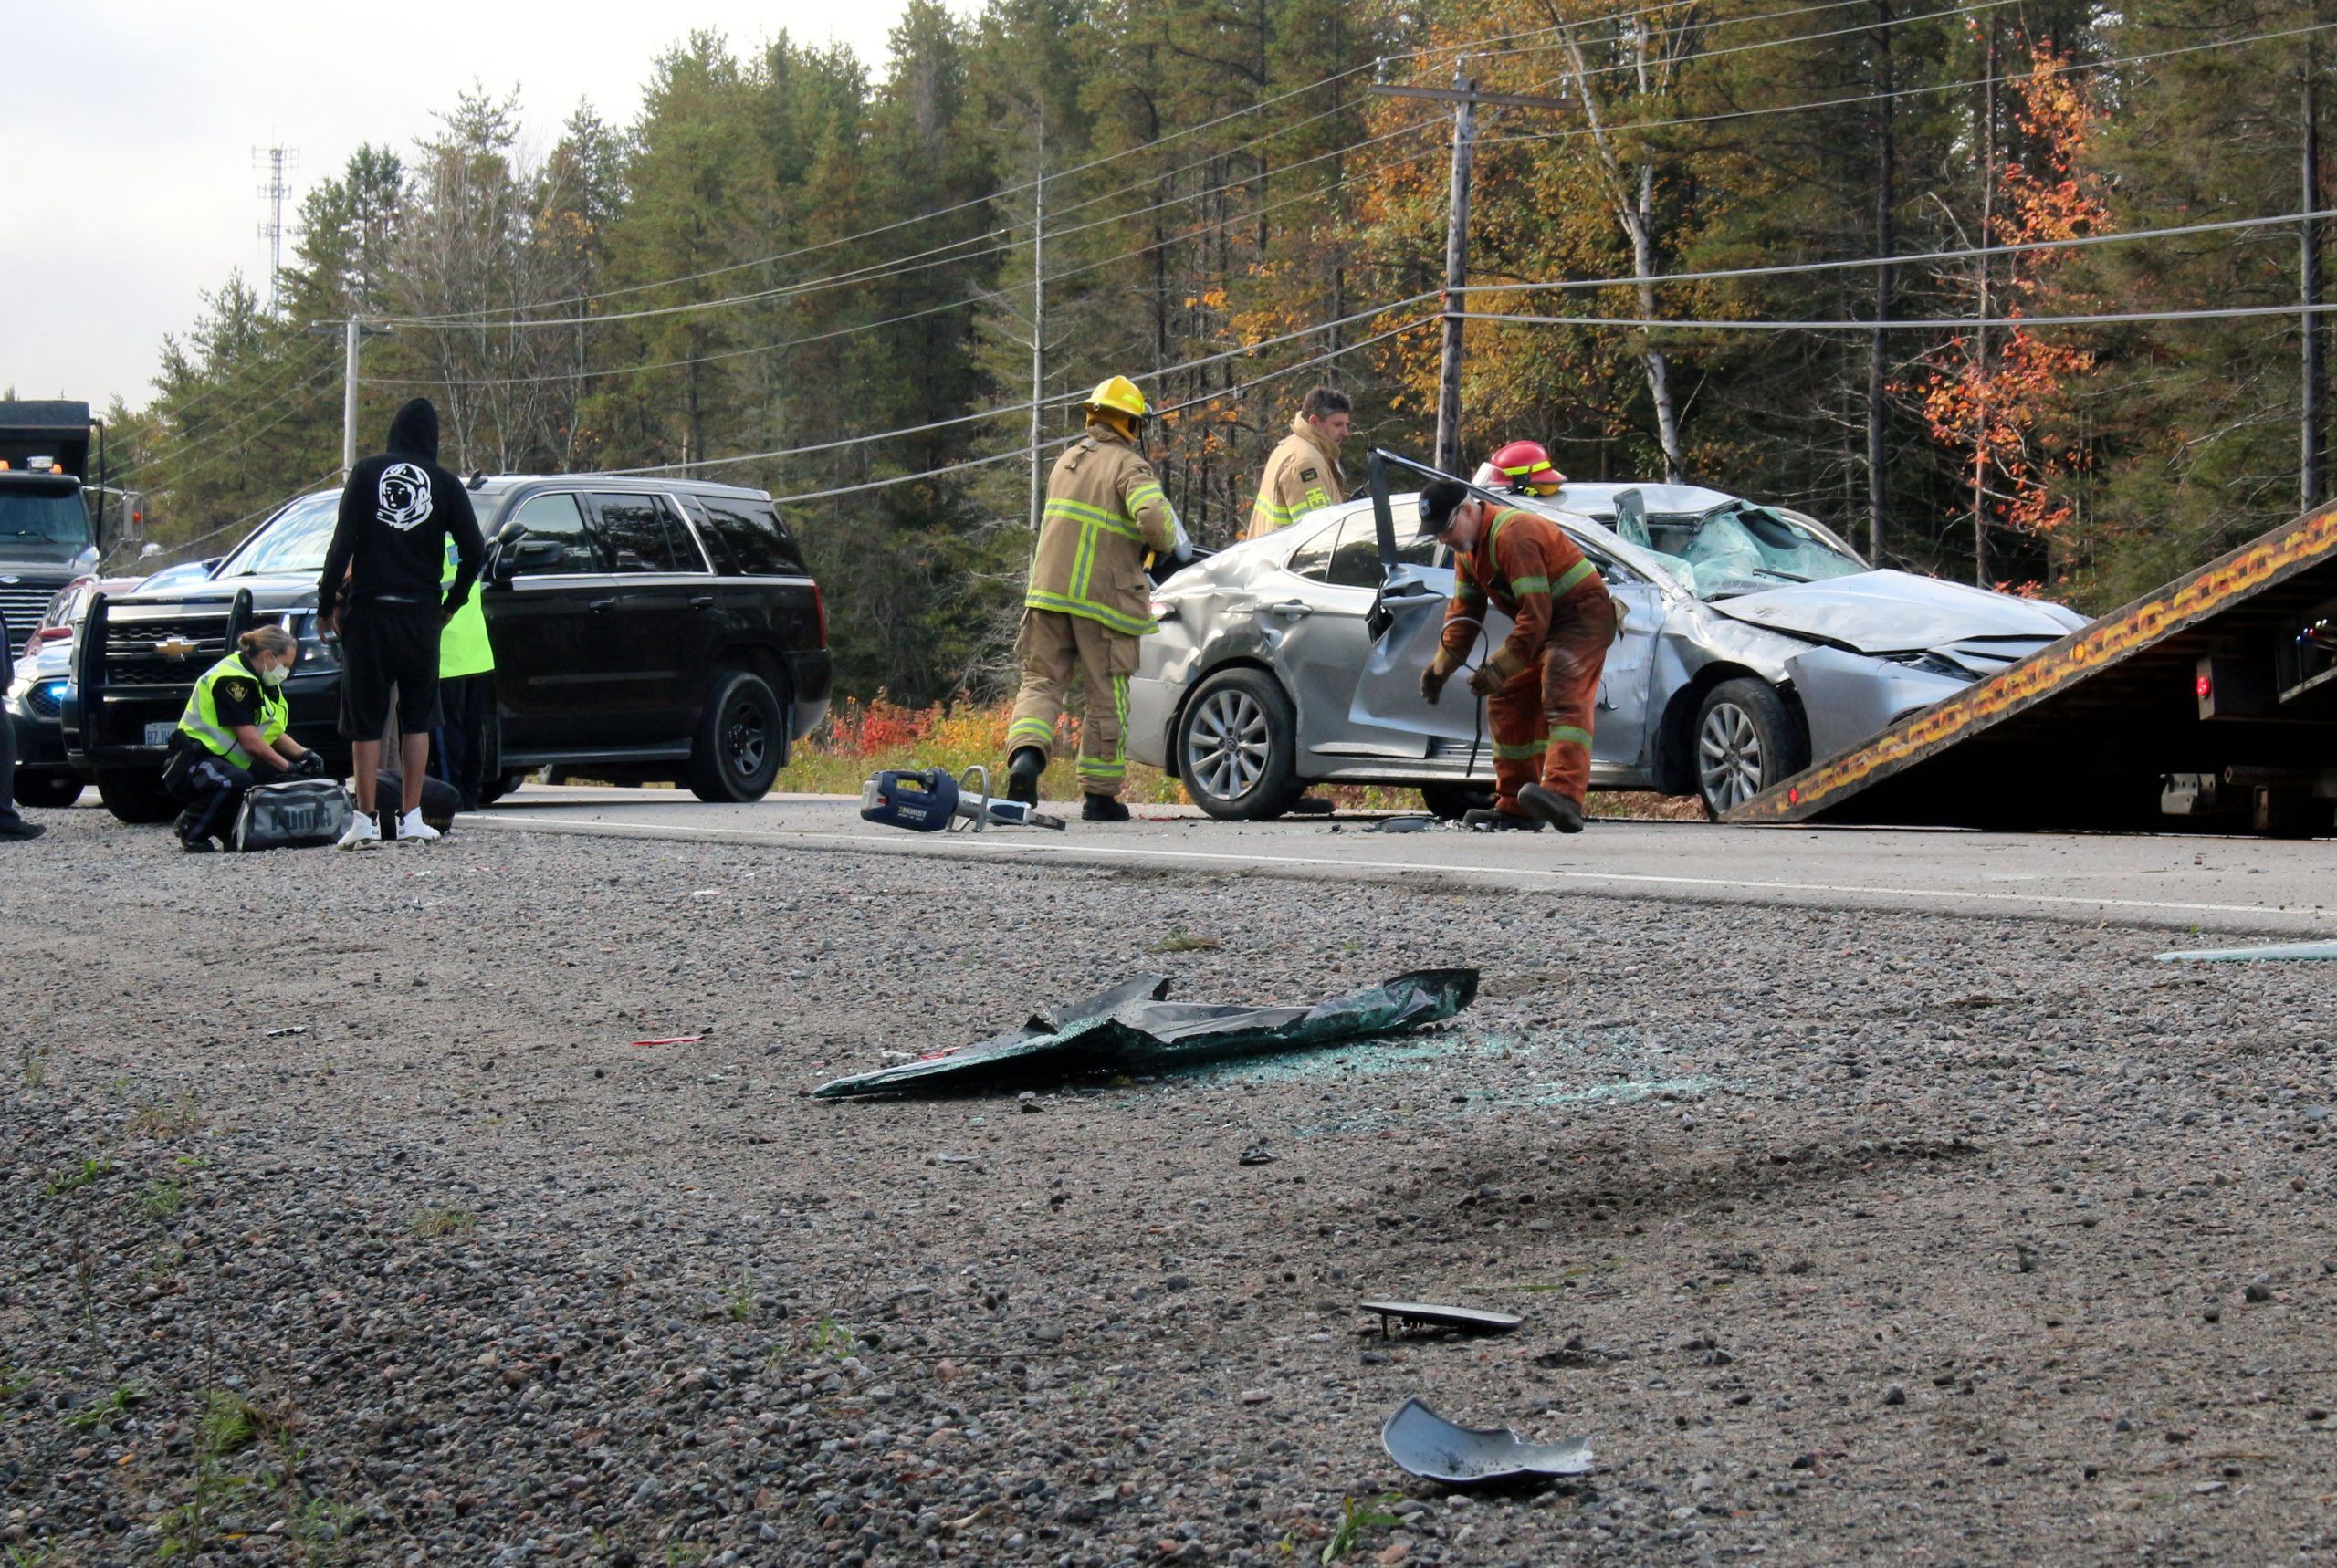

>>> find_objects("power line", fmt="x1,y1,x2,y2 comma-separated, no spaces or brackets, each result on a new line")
1457,301,2337,330
755,318,1434,507
1455,209,2337,299
608,296,1440,476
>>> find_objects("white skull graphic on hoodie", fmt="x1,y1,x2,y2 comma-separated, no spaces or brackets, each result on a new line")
375,462,435,531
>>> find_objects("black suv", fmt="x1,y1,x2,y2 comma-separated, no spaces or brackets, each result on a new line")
67,475,832,821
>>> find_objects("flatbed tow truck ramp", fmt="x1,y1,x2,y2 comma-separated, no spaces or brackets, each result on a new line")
1726,503,2337,836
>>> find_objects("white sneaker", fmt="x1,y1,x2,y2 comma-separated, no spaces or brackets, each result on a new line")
336,815,382,851
396,809,441,843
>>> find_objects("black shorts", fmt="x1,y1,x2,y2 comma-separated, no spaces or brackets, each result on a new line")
338,600,444,738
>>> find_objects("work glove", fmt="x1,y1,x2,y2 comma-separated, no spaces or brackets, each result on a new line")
1419,664,1450,706
1466,663,1504,698
290,752,326,779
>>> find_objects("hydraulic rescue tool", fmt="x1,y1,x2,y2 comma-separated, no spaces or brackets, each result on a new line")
859,764,1067,832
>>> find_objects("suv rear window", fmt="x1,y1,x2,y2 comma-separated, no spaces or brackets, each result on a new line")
694,495,806,577
592,495,704,573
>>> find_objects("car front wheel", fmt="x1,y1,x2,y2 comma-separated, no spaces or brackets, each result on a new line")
1178,668,1302,821
1692,678,1808,819
686,670,786,803
15,772,84,809
96,767,180,824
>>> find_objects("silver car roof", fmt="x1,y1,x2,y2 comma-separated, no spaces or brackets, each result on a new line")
1551,481,1742,516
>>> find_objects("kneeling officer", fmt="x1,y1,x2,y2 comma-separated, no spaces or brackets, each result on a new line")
164,625,322,852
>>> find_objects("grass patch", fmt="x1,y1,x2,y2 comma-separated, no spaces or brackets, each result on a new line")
1148,930,1223,955
18,1042,52,1090
61,1382,147,1431
139,1180,184,1220
127,1092,206,1140
409,1207,476,1239
43,1157,117,1196
1321,1493,1402,1563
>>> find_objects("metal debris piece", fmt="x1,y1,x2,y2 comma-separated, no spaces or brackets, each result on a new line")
812,969,1478,1099
631,1034,704,1046
2155,939,2337,963
263,1025,309,1038
1371,815,1434,833
1359,1301,1523,1337
1379,1396,1594,1487
1239,1144,1278,1166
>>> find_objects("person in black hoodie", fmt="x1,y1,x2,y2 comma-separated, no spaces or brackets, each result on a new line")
317,398,485,848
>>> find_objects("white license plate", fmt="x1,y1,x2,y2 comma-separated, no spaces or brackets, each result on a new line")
144,722,176,747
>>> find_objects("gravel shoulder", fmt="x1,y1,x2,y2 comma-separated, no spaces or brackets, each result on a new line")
4,808,2335,1565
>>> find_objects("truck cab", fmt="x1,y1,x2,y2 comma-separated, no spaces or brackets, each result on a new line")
0,401,100,659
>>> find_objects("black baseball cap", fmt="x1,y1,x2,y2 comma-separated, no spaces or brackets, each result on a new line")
1417,479,1470,536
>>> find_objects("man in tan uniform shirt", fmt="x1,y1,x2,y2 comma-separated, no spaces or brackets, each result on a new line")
1005,375,1189,821
1243,386,1352,539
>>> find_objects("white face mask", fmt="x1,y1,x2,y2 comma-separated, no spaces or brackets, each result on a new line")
259,659,289,689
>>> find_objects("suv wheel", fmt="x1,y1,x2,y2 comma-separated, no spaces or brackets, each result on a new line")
1692,678,1808,819
687,670,785,803
15,772,84,809
476,770,526,807
1178,668,1302,821
1418,783,1493,820
96,767,180,824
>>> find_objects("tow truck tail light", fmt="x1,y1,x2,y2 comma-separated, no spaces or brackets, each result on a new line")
2196,672,2213,699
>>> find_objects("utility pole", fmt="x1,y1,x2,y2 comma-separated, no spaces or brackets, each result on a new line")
1436,61,1475,477
1374,70,1568,476
1029,120,1047,533
1971,23,1997,588
1867,0,1895,564
308,317,391,478
2305,47,2326,510
254,144,298,312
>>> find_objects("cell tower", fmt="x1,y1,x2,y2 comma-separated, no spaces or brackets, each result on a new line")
254,144,299,310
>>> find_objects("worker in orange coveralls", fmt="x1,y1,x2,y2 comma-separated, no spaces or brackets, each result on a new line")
1413,478,1614,834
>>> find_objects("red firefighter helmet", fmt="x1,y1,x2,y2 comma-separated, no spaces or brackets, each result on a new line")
1483,439,1566,496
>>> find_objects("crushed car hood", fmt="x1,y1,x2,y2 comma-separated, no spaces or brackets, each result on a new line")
1705,569,2085,653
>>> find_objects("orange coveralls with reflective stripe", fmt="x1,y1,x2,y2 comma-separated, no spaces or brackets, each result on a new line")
1429,507,1615,811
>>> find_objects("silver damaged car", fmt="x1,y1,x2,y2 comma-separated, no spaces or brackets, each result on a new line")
1127,451,2089,820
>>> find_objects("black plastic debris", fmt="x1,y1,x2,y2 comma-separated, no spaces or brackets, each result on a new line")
1359,1301,1523,1337
812,969,1478,1099
1371,815,1434,833
1379,1397,1594,1487
1239,1145,1279,1166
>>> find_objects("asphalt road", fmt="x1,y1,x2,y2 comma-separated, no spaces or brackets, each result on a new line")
466,785,2337,938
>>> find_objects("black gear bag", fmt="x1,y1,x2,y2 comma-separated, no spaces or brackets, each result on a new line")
231,779,355,852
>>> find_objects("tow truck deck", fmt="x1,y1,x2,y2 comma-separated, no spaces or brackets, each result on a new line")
1725,502,2337,836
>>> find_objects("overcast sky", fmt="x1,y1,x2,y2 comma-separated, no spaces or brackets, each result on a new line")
2,1,927,415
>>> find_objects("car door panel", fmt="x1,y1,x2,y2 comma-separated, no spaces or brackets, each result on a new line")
1272,510,1430,762
589,493,711,742
484,491,630,749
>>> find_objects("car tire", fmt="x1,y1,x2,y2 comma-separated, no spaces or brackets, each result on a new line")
476,770,525,807
1178,667,1303,821
686,670,786,803
15,772,84,809
1418,783,1493,820
95,767,180,824
1692,678,1808,819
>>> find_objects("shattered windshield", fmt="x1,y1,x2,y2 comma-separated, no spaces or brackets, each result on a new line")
1616,502,1865,600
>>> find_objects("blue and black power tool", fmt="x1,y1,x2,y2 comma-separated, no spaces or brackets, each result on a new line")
859,764,1066,833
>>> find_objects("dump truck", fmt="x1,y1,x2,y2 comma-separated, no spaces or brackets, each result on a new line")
0,401,100,659
1725,501,2337,837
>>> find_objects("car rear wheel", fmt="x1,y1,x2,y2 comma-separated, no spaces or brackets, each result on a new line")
1179,668,1302,821
96,766,180,824
15,772,84,809
1693,678,1807,819
476,770,525,807
686,670,785,803
1418,783,1493,820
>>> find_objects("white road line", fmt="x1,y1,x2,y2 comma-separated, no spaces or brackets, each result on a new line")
469,811,2323,924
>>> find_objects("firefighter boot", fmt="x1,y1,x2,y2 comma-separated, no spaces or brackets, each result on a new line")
1007,747,1044,809
1082,793,1131,822
1517,783,1585,834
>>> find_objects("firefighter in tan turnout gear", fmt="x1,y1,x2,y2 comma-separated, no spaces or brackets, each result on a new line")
1004,376,1191,822
1244,387,1352,539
